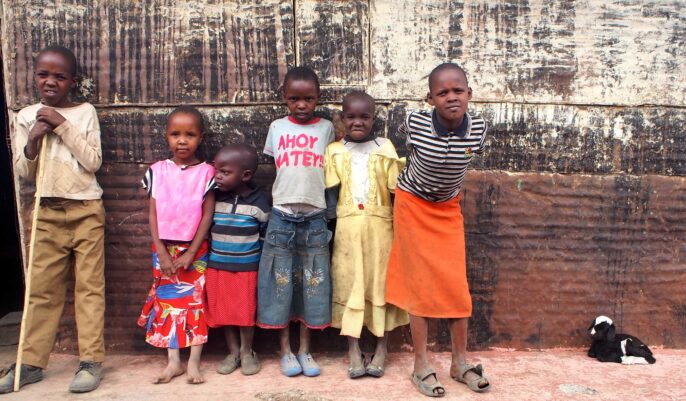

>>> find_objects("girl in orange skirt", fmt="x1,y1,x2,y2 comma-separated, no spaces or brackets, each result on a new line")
386,63,491,397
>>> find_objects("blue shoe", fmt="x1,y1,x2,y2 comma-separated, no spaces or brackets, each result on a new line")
296,353,321,377
280,353,302,377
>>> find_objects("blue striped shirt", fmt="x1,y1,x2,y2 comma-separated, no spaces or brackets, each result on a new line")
208,187,271,272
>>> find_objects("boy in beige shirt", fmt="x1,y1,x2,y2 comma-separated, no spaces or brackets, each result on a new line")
0,45,106,394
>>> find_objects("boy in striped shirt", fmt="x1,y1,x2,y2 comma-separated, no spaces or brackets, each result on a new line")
205,144,271,376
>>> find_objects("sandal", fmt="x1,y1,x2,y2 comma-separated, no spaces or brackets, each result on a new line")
216,355,240,375
410,368,445,398
365,354,384,378
452,363,491,393
280,353,302,377
296,353,321,377
348,365,366,379
240,351,261,376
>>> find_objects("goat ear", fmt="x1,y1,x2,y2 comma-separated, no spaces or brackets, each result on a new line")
607,324,616,341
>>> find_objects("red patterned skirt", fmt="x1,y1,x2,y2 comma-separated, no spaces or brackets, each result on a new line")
137,241,209,349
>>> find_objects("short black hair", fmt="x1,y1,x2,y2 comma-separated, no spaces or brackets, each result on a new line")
215,143,259,173
36,45,78,76
342,91,376,113
283,66,320,92
428,62,468,91
167,106,205,133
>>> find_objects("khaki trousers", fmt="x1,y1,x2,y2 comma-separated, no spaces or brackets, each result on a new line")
21,199,106,369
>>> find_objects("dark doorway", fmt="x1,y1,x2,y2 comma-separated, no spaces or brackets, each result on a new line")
0,49,24,317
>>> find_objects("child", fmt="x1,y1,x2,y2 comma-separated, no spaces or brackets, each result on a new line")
205,144,270,376
385,63,491,397
0,45,105,394
325,92,409,378
137,106,215,385
257,66,334,377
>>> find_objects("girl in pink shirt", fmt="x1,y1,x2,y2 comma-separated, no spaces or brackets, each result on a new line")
137,106,215,384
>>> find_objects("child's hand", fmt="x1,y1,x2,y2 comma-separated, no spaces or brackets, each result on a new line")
36,107,66,128
173,252,195,272
158,254,176,277
28,121,52,143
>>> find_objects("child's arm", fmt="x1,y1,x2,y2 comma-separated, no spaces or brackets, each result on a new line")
324,144,340,220
13,113,52,179
36,106,102,173
149,197,175,277
173,190,216,271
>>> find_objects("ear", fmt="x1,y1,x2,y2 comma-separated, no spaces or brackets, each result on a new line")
468,86,473,100
607,324,616,341
426,91,434,106
241,169,253,183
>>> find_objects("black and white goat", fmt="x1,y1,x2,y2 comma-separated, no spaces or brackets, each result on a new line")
587,316,656,364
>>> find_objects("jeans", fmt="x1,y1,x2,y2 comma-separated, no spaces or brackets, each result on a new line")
257,208,332,329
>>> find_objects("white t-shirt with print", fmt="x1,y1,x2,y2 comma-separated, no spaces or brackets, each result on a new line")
264,116,335,209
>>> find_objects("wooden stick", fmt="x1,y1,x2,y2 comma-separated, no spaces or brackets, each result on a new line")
14,134,48,392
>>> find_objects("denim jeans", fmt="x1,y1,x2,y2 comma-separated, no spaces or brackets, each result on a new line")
257,208,332,329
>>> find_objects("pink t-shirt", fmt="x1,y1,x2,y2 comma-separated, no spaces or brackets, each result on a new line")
142,160,215,241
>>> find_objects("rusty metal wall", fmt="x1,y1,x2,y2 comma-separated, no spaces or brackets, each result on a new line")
2,0,685,352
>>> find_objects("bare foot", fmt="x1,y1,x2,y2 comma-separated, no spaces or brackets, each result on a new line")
186,359,205,384
154,361,185,384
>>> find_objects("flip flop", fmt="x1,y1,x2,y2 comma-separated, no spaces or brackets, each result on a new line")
452,363,491,393
217,355,240,375
410,368,445,398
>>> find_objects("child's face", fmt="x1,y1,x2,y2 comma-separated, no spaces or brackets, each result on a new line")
342,98,375,141
34,52,76,108
213,152,251,193
283,79,319,124
166,113,202,164
427,69,472,128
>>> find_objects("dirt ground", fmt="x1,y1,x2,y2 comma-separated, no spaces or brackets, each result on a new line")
0,346,684,401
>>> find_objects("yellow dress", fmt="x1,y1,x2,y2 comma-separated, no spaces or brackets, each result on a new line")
324,138,409,338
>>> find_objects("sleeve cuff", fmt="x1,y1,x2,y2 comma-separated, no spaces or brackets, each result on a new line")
52,120,72,137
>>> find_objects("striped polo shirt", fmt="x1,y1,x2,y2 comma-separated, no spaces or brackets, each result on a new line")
208,187,271,272
396,109,487,202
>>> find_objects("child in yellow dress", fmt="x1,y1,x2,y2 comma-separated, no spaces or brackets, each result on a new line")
325,91,409,378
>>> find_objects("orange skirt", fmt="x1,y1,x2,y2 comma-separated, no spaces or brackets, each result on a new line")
385,189,472,318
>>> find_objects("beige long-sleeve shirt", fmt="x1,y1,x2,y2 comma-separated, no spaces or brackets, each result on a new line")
13,102,103,199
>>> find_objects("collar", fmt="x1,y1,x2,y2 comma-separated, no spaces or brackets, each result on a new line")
167,159,203,170
431,109,470,137
287,115,321,125
216,184,262,203
343,134,378,144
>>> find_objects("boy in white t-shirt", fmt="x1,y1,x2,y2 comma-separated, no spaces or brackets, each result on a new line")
257,66,334,378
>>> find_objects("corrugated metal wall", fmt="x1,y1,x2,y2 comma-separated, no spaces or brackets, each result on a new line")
2,0,685,352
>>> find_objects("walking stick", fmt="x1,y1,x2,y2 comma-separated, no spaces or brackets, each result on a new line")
14,134,48,392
